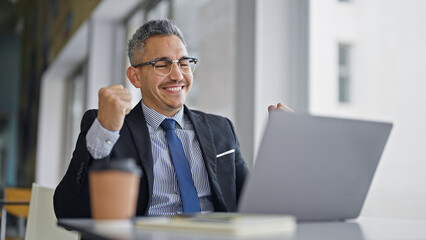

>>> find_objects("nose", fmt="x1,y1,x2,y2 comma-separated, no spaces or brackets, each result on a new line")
169,61,183,80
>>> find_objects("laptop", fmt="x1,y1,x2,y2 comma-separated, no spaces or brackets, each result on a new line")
238,111,392,221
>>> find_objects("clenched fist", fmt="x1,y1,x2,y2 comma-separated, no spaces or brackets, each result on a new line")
97,85,132,131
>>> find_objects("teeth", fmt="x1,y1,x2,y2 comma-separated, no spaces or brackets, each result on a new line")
166,86,182,91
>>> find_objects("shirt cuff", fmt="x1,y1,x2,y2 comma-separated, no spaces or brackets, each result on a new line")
86,118,120,159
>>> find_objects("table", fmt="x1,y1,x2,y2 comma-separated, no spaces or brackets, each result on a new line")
58,216,426,240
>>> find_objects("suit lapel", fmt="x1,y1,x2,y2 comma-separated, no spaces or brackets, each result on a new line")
185,106,227,211
124,101,154,211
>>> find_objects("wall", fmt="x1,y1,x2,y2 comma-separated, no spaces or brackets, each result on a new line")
310,0,426,219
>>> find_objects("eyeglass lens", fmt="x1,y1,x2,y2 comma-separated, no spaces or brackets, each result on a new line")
153,59,196,76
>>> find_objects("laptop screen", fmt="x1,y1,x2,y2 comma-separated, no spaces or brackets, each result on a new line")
238,111,392,221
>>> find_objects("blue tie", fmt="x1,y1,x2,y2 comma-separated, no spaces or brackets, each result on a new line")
161,119,201,213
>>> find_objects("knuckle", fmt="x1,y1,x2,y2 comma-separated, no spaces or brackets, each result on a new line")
102,87,112,97
113,100,122,110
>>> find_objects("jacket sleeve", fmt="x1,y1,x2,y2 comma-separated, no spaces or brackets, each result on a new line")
53,109,108,219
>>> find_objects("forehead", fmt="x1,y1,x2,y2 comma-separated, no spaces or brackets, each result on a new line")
142,35,188,59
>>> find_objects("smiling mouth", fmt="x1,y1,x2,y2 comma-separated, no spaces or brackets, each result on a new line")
163,86,184,92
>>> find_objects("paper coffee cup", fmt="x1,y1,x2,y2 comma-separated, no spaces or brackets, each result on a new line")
89,158,141,220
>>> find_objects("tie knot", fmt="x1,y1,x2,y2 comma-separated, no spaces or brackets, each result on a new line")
161,118,176,131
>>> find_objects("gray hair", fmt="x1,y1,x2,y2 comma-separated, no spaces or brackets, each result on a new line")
127,19,186,66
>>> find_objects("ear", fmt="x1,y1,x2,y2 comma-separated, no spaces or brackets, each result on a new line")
127,66,142,88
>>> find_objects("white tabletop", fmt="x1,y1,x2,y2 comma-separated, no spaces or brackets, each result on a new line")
296,217,426,240
58,216,426,240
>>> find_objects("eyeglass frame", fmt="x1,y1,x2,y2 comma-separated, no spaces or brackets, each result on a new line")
132,57,198,76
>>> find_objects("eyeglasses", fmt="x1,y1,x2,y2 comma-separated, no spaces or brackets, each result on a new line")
132,57,198,76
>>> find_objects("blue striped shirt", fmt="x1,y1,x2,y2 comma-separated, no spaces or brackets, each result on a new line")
86,102,214,216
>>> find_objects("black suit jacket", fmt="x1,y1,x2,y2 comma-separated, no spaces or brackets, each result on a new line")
54,102,248,218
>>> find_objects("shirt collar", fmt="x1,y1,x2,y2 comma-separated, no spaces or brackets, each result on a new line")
141,101,184,130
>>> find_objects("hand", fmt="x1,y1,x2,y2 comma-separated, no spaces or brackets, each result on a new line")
97,85,132,131
268,102,295,113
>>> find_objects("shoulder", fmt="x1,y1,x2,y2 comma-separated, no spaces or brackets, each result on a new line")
188,108,232,125
83,109,98,118
80,109,99,131
186,107,236,134
81,109,98,122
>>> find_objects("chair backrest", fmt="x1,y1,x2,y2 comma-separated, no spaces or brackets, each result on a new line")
24,183,79,240
4,188,31,218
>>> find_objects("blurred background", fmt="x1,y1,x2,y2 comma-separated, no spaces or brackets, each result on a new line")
0,0,425,237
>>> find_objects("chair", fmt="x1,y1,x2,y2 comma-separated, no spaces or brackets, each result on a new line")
24,183,79,240
0,187,31,240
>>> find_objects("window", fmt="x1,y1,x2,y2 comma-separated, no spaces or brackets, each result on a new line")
338,43,351,103
63,64,86,174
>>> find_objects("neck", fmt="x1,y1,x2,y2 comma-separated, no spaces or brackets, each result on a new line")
142,101,183,117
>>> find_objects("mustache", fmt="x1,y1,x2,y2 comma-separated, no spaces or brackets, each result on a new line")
161,79,187,86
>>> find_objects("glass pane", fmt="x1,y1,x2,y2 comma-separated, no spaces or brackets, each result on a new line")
338,43,351,103
338,76,349,102
339,44,349,66
64,67,85,175
171,0,237,120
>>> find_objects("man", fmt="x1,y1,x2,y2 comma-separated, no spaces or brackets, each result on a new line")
54,19,289,218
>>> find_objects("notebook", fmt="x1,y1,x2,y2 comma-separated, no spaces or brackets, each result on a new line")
238,111,392,221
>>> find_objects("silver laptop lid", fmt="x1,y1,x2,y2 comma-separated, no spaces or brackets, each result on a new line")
238,111,392,221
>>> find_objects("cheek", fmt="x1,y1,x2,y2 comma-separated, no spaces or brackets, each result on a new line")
186,75,193,88
140,74,162,90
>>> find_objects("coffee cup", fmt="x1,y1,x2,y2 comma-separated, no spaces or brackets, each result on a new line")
89,158,141,220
